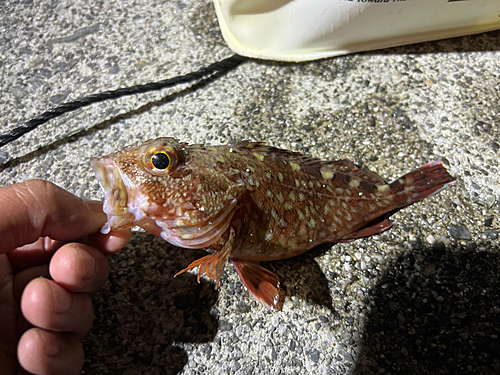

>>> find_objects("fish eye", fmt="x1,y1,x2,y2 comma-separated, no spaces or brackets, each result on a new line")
143,146,179,174
151,152,170,170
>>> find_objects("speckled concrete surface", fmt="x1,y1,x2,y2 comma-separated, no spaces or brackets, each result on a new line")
1,1,499,374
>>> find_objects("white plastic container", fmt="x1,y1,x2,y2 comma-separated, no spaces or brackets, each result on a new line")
213,0,500,61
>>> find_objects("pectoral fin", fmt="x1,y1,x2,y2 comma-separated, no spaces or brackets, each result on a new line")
231,260,285,311
338,219,394,242
174,227,235,289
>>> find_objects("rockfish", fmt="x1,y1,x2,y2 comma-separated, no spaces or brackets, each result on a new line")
91,138,456,310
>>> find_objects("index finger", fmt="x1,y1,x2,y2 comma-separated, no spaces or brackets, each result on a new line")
0,180,107,254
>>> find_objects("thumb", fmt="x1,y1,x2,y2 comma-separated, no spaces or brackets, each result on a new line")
0,180,106,254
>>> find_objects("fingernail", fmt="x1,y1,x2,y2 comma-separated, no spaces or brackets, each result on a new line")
78,248,96,279
41,331,60,357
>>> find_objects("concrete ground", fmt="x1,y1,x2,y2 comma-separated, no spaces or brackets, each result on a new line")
1,1,499,374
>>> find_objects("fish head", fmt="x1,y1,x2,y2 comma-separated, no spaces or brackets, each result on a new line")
91,137,244,248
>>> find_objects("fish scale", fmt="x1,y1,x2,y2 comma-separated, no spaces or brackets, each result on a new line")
91,138,456,310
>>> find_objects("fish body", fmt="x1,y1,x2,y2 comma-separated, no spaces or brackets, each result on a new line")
91,138,456,310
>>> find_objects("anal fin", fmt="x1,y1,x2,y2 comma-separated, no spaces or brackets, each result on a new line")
231,260,285,311
338,219,394,243
174,227,235,289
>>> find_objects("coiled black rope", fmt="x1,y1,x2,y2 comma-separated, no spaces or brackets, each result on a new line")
0,54,247,148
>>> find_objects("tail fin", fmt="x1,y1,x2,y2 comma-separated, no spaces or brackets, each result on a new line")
389,161,456,208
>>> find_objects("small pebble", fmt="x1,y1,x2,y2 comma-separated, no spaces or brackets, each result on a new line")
485,229,498,239
0,151,8,164
449,224,472,240
309,349,320,363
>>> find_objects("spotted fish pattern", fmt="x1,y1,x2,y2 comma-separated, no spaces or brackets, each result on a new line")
91,138,456,310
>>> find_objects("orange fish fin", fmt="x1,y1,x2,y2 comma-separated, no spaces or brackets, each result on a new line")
338,219,394,242
174,227,235,289
231,260,285,311
389,161,456,206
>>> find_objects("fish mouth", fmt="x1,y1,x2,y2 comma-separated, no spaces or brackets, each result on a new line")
90,156,136,234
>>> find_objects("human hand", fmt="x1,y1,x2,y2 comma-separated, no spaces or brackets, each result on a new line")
0,180,131,375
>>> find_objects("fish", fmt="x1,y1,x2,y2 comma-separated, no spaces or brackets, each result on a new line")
90,138,456,310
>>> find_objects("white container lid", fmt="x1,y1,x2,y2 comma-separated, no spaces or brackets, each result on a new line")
213,0,500,61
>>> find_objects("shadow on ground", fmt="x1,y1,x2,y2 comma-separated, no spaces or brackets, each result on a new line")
267,244,336,312
356,240,500,374
82,231,339,373
83,233,219,375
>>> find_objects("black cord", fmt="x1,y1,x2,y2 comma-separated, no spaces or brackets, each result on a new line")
0,54,247,148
